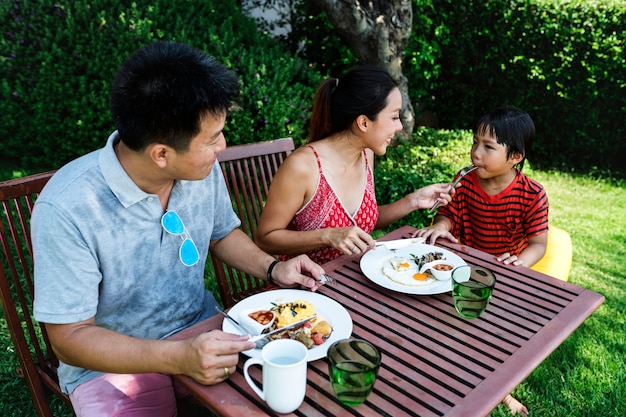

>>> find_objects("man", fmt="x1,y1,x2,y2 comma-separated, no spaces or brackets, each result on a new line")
32,41,324,416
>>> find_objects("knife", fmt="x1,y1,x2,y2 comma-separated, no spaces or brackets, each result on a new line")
375,237,425,250
248,314,317,342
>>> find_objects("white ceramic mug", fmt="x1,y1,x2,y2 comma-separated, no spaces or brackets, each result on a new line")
243,339,308,413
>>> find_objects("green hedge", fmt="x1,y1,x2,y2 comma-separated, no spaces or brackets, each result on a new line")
405,0,626,177
1,0,321,171
2,0,624,178
238,0,626,178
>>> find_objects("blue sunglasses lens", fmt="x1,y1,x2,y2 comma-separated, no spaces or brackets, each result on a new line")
179,238,200,267
161,211,199,267
161,211,185,235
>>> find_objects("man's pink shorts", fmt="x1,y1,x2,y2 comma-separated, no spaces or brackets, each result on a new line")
69,372,192,417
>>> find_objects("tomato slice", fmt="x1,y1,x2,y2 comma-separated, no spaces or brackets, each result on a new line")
311,333,325,345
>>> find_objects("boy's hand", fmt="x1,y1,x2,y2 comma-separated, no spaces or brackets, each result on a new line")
412,225,457,246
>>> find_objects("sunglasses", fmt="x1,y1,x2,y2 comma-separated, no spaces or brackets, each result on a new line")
161,210,200,267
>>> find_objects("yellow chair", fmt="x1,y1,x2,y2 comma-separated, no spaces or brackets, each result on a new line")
531,224,572,281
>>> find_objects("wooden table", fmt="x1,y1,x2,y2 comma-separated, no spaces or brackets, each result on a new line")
169,225,604,417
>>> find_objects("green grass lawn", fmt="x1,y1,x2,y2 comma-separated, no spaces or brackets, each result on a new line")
490,169,626,417
1,165,624,416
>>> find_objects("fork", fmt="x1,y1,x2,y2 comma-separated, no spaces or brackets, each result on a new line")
429,164,477,213
215,306,274,349
319,273,336,286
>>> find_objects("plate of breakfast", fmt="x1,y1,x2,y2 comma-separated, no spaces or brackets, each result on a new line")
360,244,466,295
221,289,352,361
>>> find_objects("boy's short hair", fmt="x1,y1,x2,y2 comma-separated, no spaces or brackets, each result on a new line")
109,41,240,152
475,105,535,169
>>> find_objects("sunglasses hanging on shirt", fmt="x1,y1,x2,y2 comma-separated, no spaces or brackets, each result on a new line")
161,210,200,267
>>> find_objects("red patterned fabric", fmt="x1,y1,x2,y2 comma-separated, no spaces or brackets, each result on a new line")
278,146,378,264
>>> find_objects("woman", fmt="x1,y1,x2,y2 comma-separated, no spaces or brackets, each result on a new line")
255,65,452,264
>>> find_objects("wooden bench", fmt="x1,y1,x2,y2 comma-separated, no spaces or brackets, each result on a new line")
0,171,69,417
0,138,295,414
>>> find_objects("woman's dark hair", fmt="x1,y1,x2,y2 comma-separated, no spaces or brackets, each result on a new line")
109,41,240,152
475,105,535,170
308,65,398,143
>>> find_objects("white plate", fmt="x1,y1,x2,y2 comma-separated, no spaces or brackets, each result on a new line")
221,289,352,361
360,244,467,295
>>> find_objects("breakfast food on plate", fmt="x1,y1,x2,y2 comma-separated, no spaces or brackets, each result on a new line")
432,263,453,272
238,308,276,334
412,251,446,270
273,300,316,327
419,260,455,281
389,258,413,272
247,309,275,326
382,257,435,286
265,299,333,349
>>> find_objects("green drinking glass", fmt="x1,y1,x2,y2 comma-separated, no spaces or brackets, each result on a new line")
451,265,496,319
327,338,381,406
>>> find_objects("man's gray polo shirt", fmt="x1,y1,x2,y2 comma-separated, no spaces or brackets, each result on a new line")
32,131,241,394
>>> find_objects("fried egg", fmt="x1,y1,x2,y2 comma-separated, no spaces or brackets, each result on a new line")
389,258,413,271
382,257,436,286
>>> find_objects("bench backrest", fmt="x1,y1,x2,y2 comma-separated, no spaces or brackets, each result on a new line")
0,171,71,417
212,138,295,307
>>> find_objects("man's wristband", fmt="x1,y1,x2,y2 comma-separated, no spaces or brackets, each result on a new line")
266,259,280,284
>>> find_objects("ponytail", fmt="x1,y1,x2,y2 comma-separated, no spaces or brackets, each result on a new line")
308,78,338,143
307,66,396,143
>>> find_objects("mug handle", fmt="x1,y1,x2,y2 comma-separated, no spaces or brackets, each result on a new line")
243,357,265,400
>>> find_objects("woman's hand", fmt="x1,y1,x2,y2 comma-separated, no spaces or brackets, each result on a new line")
407,183,455,210
324,226,376,256
496,252,523,266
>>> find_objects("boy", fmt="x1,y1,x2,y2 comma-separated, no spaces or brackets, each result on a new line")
416,105,549,268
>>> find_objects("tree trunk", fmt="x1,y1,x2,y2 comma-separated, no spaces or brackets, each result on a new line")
313,0,414,140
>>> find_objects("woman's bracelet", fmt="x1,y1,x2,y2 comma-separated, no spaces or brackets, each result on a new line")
266,259,280,284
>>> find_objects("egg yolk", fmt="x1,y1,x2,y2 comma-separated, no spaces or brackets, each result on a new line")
412,273,429,281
